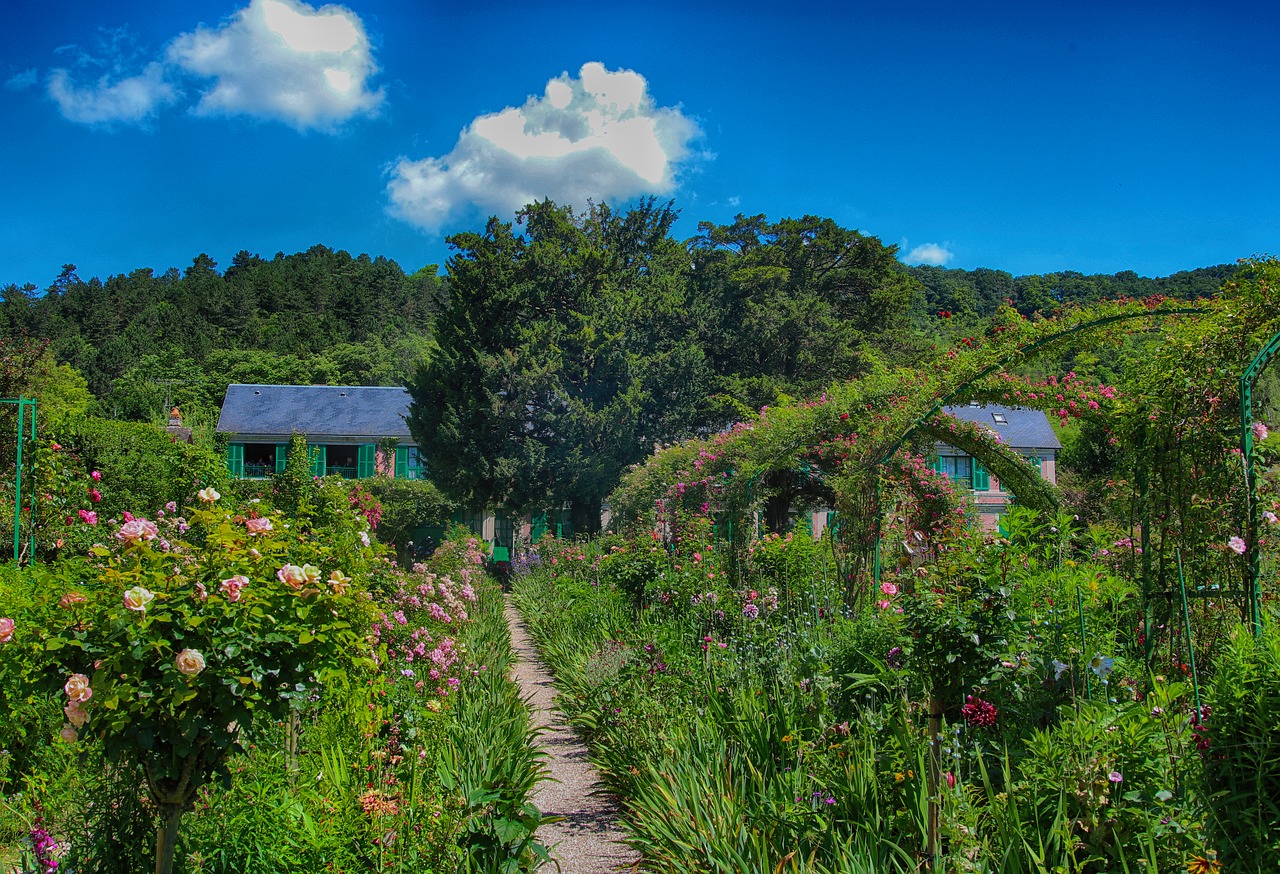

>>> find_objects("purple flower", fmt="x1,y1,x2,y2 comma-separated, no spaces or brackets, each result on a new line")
1108,771,1123,783
886,646,904,670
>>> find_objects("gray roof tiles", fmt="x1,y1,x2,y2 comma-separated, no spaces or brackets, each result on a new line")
941,403,1062,451
216,384,414,441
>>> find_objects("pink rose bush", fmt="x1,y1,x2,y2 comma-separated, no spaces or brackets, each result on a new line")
0,617,13,643
25,498,376,867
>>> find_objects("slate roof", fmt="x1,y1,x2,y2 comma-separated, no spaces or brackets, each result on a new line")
216,385,414,441
940,403,1062,452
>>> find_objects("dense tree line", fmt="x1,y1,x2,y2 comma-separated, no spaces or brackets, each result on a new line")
0,246,440,426
0,200,1239,525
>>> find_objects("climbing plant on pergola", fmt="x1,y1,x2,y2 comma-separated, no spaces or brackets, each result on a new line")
610,257,1280,641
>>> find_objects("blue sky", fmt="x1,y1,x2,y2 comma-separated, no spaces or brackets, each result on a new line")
2,0,1277,289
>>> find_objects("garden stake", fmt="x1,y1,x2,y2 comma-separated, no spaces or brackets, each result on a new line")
926,692,943,866
1078,589,1090,701
1174,549,1202,717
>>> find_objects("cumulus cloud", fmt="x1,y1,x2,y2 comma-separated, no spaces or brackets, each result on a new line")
5,69,38,91
43,0,380,130
387,62,702,231
48,62,177,125
167,0,382,130
902,242,955,266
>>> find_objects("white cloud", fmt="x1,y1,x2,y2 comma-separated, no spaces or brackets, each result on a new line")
43,0,380,130
47,61,177,125
167,0,382,130
387,62,702,231
5,69,38,91
902,242,955,266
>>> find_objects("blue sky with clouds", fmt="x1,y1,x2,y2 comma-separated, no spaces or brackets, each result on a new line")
2,0,1277,289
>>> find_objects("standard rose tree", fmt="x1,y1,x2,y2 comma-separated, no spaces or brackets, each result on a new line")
30,495,377,874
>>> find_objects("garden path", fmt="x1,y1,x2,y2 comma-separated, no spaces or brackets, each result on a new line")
505,600,638,874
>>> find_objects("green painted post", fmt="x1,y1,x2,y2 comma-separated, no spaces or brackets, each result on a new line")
13,398,24,562
26,400,36,562
1175,549,1203,717
1078,588,1090,701
1135,417,1154,663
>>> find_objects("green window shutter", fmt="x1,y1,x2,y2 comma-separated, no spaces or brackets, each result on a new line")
1030,455,1043,474
972,462,990,491
531,513,547,543
357,444,376,478
930,456,945,475
395,446,408,479
226,443,244,477
275,443,288,474
309,444,326,477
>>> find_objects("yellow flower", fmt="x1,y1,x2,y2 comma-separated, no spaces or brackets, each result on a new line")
1186,855,1219,874
894,772,904,782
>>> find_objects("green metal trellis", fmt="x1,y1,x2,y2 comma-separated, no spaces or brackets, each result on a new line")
3,397,38,564
1241,327,1280,636
871,308,1208,586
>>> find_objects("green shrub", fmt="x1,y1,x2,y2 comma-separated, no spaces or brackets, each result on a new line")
1202,618,1280,871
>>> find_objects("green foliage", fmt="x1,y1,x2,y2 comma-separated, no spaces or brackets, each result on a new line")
361,476,455,554
408,198,708,526
1202,616,1280,871
49,417,228,519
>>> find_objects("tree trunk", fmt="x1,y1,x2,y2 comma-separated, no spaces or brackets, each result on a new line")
155,804,184,874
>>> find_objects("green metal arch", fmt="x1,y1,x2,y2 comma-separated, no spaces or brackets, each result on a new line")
877,307,1206,471
1241,327,1280,634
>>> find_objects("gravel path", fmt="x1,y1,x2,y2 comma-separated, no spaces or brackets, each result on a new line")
505,601,639,874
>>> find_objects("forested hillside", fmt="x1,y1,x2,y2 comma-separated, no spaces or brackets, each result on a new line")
0,246,441,427
0,203,1234,448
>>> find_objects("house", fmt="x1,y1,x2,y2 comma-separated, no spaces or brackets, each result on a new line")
934,402,1061,528
215,384,426,480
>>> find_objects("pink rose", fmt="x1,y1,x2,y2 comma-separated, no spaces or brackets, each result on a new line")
0,617,13,643
60,724,78,743
1254,422,1269,442
880,582,898,596
90,470,102,482
64,701,88,728
220,575,248,602
64,673,92,703
1228,536,1247,555
277,564,306,590
194,582,208,601
78,509,98,525
116,518,159,545
245,516,272,535
123,585,155,612
174,648,206,676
